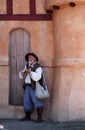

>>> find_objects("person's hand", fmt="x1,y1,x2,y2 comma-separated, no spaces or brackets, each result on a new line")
21,69,30,79
21,72,26,79
25,68,30,74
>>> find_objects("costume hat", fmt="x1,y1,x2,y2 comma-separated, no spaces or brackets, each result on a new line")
25,52,39,62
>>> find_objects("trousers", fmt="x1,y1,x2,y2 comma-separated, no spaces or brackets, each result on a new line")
24,85,44,112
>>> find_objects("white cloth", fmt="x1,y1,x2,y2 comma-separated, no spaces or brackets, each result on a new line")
19,64,43,84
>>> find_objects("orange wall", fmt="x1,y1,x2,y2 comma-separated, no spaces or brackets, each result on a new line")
0,0,54,119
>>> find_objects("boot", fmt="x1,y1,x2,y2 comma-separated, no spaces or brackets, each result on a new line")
20,112,31,121
35,107,43,123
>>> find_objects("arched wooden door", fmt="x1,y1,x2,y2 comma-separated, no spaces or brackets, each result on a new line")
9,28,31,105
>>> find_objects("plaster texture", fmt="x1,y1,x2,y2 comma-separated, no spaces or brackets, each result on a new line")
46,0,85,121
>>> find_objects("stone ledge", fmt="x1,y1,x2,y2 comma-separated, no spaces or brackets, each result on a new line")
0,105,24,118
0,57,8,66
53,58,85,67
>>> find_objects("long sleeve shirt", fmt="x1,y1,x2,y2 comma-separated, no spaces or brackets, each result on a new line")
19,63,43,84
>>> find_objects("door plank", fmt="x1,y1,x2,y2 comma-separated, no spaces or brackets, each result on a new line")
9,28,31,105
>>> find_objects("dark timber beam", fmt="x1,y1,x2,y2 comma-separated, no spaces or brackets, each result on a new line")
0,0,52,21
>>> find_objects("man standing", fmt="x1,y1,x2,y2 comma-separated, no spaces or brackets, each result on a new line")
19,53,44,122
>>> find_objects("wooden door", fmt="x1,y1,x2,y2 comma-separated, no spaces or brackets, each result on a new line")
9,28,31,105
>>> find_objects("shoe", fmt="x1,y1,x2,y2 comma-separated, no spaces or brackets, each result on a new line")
35,107,43,123
20,116,31,121
35,119,42,123
20,112,31,121
35,115,42,123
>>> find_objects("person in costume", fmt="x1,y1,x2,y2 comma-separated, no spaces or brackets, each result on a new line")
19,52,44,122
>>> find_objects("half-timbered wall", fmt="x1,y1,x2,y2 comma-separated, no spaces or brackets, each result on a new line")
0,0,54,119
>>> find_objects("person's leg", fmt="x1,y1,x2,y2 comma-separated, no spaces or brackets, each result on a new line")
29,87,44,122
20,112,31,121
20,85,33,121
36,107,43,123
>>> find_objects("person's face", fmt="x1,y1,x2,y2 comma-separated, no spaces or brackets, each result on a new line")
28,55,36,64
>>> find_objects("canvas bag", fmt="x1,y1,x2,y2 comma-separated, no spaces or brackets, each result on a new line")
35,73,50,99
